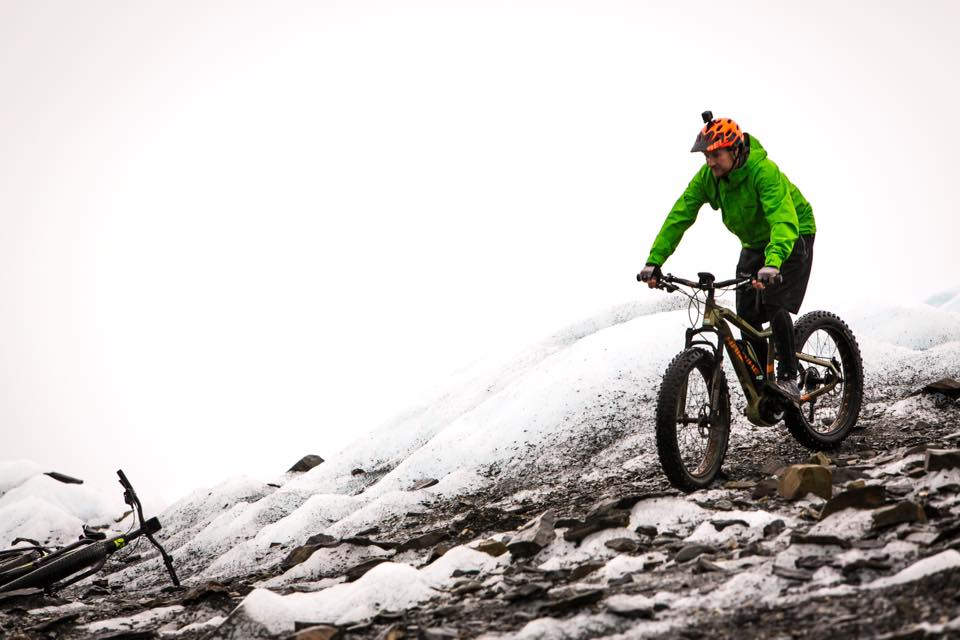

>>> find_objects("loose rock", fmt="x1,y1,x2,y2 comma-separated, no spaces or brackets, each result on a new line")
806,452,831,466
563,511,630,543
925,449,960,472
507,511,556,558
778,464,832,500
409,478,439,491
872,501,927,530
345,558,390,582
675,544,715,563
763,519,786,537
474,539,508,557
820,485,887,520
290,625,341,640
604,538,640,553
288,455,325,473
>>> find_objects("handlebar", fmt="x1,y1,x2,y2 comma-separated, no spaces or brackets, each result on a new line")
636,272,753,292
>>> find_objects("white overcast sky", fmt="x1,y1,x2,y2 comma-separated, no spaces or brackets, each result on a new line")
2,0,958,504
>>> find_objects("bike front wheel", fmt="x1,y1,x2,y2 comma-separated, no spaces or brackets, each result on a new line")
655,347,731,491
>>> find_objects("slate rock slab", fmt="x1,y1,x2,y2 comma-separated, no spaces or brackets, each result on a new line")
289,625,342,640
507,511,557,558
872,501,927,530
675,544,715,563
541,589,604,614
345,557,390,582
289,455,325,473
474,540,509,557
563,511,630,543
409,478,439,491
925,449,960,473
604,538,640,553
820,485,887,520
790,534,852,549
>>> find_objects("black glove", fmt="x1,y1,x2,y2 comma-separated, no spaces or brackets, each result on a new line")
639,263,662,282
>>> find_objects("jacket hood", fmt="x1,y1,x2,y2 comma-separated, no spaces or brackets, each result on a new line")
723,133,764,185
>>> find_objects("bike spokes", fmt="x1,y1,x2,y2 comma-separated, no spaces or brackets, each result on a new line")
799,329,845,434
675,366,715,477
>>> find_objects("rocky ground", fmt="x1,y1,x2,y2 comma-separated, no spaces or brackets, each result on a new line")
2,380,960,640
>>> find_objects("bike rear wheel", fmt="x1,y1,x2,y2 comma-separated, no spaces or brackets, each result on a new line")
784,310,863,449
655,347,731,491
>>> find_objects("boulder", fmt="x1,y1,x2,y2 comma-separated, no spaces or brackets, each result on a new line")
289,455,325,473
820,485,887,520
778,464,832,500
507,511,556,558
925,449,960,473
872,501,927,530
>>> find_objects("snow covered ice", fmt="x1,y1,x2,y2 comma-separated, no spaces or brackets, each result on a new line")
3,285,960,638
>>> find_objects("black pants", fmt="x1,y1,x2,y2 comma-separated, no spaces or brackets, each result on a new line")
735,235,815,379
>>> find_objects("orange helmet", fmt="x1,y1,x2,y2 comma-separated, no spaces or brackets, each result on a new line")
691,111,744,153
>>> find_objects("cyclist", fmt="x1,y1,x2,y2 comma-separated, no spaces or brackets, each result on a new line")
639,113,816,405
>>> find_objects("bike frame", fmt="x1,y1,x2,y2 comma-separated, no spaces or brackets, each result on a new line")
676,274,843,428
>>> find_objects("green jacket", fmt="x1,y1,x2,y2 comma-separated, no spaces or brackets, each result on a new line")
645,135,815,269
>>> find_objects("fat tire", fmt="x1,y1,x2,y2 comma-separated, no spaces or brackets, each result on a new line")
655,347,731,491
0,540,111,592
783,310,864,450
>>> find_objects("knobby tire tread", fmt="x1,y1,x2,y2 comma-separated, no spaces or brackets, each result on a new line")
784,310,864,450
0,540,111,592
655,347,731,492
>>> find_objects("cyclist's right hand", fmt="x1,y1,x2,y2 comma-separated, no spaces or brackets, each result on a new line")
639,264,662,288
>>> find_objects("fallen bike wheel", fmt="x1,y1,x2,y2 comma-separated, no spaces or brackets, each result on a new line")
784,310,864,450
655,347,731,491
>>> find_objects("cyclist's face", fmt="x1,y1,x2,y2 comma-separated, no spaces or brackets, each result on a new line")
704,148,735,177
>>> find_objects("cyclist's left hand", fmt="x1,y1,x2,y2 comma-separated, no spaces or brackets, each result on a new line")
752,265,780,290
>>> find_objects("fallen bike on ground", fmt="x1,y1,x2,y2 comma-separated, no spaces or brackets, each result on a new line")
0,469,179,594
640,271,864,491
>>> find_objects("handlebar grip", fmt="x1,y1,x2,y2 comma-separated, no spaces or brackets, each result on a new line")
117,469,131,489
